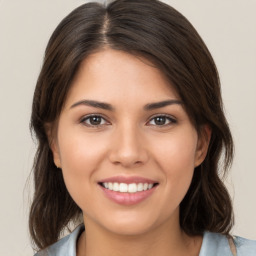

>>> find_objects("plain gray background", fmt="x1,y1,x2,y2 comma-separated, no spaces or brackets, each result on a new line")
0,0,255,255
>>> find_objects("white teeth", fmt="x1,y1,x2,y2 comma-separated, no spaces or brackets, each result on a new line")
108,183,113,190
102,182,155,193
128,183,137,193
113,182,119,191
119,183,128,192
137,183,144,192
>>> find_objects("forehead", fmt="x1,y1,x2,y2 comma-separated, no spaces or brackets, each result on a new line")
65,48,180,108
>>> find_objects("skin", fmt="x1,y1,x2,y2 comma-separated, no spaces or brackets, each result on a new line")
50,48,211,256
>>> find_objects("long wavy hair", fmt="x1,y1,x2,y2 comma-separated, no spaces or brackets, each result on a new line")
29,0,234,250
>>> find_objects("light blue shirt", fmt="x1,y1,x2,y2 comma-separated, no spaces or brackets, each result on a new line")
35,225,256,255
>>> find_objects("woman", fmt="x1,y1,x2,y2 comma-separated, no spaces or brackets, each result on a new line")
29,0,256,255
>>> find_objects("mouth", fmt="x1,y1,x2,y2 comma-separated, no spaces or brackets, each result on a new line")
98,182,159,193
97,176,159,205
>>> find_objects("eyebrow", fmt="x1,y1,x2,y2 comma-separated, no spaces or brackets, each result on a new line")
70,100,114,111
70,99,182,111
143,99,182,110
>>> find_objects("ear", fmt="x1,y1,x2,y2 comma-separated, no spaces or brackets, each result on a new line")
45,123,61,168
194,125,211,167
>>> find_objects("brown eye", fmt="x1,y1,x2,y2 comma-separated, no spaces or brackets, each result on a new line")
154,116,167,125
148,115,176,126
89,116,102,125
81,115,109,127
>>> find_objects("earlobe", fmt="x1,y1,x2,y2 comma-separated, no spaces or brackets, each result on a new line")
52,143,61,169
45,123,61,168
194,125,211,167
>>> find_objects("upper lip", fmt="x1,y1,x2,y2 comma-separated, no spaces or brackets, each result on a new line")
98,176,158,184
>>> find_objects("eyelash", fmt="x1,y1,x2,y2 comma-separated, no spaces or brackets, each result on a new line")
80,114,110,128
80,114,177,128
147,114,177,126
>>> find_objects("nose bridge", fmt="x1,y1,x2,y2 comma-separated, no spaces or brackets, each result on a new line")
109,120,148,167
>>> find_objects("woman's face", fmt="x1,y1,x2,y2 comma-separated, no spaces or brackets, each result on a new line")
51,48,209,236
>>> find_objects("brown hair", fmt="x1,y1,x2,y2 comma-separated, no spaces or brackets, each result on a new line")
30,0,234,250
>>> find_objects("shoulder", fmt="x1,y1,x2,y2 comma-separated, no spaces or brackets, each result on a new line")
234,235,256,255
34,224,84,256
200,232,256,256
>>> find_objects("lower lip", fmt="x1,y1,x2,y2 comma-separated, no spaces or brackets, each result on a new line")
99,185,157,206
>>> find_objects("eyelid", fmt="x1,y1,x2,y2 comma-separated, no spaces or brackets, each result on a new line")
146,114,177,126
78,113,176,128
80,114,111,127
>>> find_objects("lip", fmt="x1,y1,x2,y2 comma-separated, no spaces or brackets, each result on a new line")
98,176,159,206
98,175,158,184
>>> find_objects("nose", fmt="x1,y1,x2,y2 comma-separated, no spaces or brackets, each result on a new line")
108,124,149,168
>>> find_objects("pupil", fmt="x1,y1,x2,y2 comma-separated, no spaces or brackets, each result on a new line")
90,116,101,125
155,117,166,125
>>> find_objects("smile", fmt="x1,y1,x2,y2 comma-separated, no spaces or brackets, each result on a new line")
98,176,159,205
100,182,155,193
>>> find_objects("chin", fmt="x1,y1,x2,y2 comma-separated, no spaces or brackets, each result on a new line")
96,211,163,237
106,222,154,237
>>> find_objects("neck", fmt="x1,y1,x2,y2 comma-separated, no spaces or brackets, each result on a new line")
77,213,202,256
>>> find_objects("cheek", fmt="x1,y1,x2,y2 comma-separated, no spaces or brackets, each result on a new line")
154,131,197,169
56,127,109,206
58,127,109,171
152,131,198,198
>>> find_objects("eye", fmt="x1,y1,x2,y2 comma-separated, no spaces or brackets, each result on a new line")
147,115,176,126
80,115,109,127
